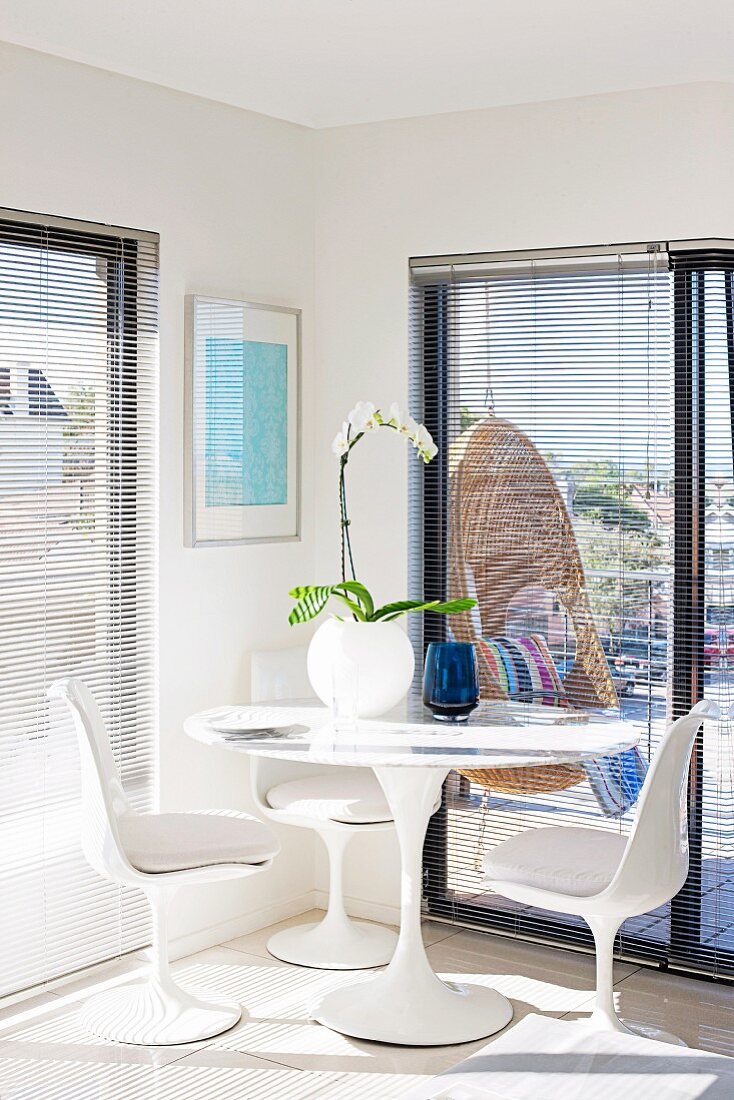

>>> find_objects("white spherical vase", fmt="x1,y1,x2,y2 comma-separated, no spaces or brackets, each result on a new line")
307,618,415,718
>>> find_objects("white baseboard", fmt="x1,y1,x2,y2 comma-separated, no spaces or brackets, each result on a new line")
170,891,401,960
165,890,318,961
313,889,400,928
0,890,394,1016
1,892,319,1010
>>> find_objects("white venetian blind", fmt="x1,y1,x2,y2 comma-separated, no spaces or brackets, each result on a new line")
410,243,734,994
0,210,158,996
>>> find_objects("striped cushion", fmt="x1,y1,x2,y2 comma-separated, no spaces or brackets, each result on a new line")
477,634,568,706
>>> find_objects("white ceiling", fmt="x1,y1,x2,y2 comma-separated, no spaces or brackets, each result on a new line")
1,0,733,129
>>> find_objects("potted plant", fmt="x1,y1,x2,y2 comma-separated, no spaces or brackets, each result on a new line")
289,401,475,716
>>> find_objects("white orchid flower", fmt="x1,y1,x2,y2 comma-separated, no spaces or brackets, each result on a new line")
411,423,438,462
348,400,380,434
410,422,430,448
395,408,419,437
384,403,424,441
331,421,350,457
385,402,402,428
335,400,436,463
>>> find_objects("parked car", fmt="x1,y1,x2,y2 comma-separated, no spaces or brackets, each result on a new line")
703,626,734,666
614,638,667,683
704,629,718,666
607,659,635,697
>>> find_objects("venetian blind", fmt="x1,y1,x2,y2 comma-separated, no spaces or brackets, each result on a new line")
0,210,158,996
410,242,734,995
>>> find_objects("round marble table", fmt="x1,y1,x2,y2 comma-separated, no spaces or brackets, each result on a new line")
185,698,639,1047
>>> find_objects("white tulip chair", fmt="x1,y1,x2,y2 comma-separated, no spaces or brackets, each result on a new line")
48,678,280,1045
483,699,718,1044
249,646,399,969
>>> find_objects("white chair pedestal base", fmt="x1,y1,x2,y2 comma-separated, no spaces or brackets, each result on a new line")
584,1010,687,1048
268,826,397,970
80,887,243,1046
585,919,687,1047
79,979,242,1045
624,1024,687,1047
268,916,397,970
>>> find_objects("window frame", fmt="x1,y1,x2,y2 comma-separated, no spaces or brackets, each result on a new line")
415,240,734,981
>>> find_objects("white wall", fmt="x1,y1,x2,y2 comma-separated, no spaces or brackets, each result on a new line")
312,82,731,913
0,41,317,946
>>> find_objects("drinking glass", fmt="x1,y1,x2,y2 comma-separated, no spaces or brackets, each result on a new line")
422,642,479,722
332,653,359,732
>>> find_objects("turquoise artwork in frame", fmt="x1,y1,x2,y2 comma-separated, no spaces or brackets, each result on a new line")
204,337,288,507
186,295,301,546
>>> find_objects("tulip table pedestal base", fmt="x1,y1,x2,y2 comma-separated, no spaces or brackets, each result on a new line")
312,766,514,1046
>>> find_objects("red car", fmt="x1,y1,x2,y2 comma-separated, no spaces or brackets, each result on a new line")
703,627,734,666
704,629,718,666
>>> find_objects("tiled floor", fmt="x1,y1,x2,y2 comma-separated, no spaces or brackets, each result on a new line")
0,910,731,1099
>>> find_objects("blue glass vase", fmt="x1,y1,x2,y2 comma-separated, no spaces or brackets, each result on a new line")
423,642,479,722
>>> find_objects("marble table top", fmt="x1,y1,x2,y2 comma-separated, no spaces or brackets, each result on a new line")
185,697,639,770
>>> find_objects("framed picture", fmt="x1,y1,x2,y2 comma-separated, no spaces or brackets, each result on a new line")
185,295,301,545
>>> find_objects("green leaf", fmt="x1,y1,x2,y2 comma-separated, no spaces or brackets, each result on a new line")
288,585,335,625
287,583,471,626
335,595,368,621
371,599,440,620
334,580,374,618
373,597,477,622
288,581,375,625
426,598,478,615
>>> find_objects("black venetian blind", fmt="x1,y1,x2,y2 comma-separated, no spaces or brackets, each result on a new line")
0,210,158,995
410,241,734,1010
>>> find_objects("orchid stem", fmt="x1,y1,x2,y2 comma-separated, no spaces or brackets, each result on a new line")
339,457,356,583
337,420,411,587
341,466,356,581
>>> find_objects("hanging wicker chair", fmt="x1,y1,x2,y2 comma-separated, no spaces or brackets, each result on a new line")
448,414,618,795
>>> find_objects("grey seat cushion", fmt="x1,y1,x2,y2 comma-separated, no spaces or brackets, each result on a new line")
266,769,394,824
119,811,280,873
484,825,627,898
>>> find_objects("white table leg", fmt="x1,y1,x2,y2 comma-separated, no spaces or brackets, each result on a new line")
313,766,513,1046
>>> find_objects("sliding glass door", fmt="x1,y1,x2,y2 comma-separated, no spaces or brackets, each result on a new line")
411,242,734,981
0,214,158,995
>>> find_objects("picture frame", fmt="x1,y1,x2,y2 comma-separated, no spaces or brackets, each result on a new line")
184,295,301,546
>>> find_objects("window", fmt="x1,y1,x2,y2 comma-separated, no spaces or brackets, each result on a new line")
0,212,158,995
411,241,734,981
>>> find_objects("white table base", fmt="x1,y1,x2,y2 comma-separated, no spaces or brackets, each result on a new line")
314,959,513,1047
313,767,514,1046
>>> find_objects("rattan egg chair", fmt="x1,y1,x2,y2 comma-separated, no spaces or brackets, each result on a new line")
448,414,618,795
